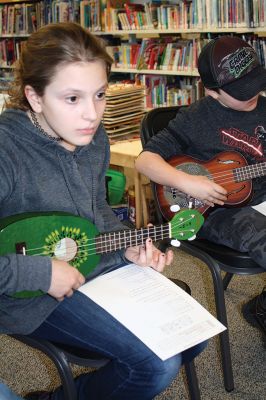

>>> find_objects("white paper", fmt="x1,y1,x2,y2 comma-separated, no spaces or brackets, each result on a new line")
79,264,226,360
252,201,266,216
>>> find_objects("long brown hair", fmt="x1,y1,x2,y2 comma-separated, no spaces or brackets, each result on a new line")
6,22,113,110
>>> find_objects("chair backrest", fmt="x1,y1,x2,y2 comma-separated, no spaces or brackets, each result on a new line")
141,106,183,147
141,106,185,224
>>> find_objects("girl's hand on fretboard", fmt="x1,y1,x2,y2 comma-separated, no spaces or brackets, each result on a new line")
124,238,173,273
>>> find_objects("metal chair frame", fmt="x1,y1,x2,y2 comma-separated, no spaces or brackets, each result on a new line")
140,105,266,392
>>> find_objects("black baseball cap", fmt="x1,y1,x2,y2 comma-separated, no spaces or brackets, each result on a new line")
198,36,266,101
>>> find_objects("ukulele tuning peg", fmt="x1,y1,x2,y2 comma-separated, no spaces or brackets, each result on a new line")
188,235,196,241
170,204,180,213
171,239,181,247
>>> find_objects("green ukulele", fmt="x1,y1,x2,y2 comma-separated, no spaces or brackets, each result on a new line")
0,209,204,298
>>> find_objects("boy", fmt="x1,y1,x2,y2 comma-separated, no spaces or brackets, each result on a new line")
136,36,266,338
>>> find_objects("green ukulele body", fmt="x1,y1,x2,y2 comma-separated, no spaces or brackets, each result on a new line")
0,212,100,298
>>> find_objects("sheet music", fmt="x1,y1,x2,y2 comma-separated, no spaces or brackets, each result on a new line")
252,201,266,216
79,264,226,360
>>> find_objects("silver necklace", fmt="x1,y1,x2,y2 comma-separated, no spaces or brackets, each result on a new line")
30,110,62,142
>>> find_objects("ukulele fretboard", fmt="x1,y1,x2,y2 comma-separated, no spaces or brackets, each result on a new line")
234,162,266,182
95,225,170,254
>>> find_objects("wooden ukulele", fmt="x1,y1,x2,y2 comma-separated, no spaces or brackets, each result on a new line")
0,209,204,298
155,150,266,221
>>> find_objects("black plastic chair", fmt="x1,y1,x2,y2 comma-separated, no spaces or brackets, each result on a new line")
9,277,201,400
140,105,266,393
10,334,109,400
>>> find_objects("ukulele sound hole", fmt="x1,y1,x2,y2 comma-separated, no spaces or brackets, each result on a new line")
176,162,208,176
54,237,78,262
163,162,208,208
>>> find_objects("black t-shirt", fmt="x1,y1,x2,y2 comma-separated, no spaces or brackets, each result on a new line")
143,95,266,205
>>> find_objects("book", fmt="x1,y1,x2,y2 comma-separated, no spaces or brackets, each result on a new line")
14,4,24,35
59,2,69,23
25,3,37,33
130,43,141,68
124,2,145,29
80,0,90,28
124,2,136,29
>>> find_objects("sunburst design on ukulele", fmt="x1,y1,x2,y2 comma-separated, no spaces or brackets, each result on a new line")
44,226,89,269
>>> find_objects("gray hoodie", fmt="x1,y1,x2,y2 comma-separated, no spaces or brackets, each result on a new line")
0,109,126,334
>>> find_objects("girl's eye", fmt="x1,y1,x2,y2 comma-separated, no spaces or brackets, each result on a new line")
96,91,106,100
66,96,78,104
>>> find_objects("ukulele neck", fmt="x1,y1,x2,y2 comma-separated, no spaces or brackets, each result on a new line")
95,224,169,254
234,162,266,182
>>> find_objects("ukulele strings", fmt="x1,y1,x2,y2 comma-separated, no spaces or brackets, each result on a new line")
196,162,266,186
166,164,266,195
24,215,197,258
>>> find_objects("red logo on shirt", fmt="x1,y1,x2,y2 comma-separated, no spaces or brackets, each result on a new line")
220,127,265,160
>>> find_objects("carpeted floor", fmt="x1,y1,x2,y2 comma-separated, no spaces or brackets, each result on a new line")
0,248,265,399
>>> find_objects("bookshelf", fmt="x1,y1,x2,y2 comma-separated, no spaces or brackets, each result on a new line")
0,0,265,104
97,0,266,108
111,67,199,76
102,0,266,32
0,0,38,89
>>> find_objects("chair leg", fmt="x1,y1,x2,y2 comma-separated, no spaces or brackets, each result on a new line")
37,343,78,400
210,267,234,392
223,272,234,290
184,360,201,400
11,336,77,400
181,243,234,392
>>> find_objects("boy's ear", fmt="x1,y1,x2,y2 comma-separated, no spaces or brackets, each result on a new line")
24,85,42,113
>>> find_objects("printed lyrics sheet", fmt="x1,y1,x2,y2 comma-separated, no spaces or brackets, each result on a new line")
79,264,226,360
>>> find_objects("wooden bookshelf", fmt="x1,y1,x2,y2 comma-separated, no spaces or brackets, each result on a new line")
0,0,31,3
111,67,199,77
0,34,30,37
96,28,266,36
100,0,265,107
0,0,265,106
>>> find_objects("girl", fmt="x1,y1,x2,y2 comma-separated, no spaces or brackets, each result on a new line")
0,22,204,400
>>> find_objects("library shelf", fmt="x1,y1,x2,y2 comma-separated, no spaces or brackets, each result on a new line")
111,67,199,77
95,28,266,36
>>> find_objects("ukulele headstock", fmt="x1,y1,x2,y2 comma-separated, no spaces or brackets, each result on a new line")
170,209,204,243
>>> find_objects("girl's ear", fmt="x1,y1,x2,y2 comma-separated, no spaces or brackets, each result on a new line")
24,85,42,113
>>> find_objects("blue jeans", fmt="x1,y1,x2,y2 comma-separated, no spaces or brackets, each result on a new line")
30,274,207,399
0,383,22,400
